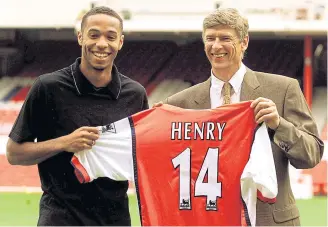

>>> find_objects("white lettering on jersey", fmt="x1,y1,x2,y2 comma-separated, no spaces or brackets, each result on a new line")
171,122,226,140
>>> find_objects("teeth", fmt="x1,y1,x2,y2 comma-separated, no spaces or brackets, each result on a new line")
213,53,226,58
93,52,109,58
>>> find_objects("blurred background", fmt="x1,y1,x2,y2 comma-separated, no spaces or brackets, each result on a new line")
0,0,327,226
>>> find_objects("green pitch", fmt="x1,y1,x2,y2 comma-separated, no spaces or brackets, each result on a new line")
0,192,326,226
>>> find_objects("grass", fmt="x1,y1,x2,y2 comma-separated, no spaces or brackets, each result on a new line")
0,193,326,226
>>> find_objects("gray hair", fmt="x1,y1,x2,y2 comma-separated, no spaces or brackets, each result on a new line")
203,8,249,40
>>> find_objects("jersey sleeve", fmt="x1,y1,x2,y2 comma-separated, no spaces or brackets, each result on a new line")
240,123,278,226
9,77,47,143
71,117,135,184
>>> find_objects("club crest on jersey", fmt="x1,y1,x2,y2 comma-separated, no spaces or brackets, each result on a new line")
206,199,217,211
179,198,191,210
101,123,116,133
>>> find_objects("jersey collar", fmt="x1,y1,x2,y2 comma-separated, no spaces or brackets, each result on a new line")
70,58,122,100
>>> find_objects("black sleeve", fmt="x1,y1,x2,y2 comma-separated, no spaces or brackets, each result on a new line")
141,88,149,111
9,77,47,143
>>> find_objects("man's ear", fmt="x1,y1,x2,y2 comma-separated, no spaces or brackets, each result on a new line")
118,34,124,50
241,35,249,52
77,31,83,46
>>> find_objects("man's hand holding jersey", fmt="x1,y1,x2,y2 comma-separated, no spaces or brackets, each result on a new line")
251,97,280,130
62,126,99,152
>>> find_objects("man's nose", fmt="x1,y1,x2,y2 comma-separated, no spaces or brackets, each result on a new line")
96,36,108,48
212,38,223,49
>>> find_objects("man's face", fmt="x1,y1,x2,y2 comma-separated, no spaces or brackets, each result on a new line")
203,25,248,75
78,14,124,71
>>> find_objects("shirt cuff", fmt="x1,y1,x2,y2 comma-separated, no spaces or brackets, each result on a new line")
273,117,297,152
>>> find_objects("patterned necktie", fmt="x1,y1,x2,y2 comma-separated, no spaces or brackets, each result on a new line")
222,82,233,105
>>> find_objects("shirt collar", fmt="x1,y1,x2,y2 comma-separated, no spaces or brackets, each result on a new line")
70,58,122,100
210,63,246,93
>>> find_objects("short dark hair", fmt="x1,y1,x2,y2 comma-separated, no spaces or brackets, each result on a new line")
81,6,123,32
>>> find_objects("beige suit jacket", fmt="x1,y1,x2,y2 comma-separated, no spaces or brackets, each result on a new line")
163,68,324,226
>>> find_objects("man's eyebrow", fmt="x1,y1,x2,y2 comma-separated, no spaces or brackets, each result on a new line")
86,29,119,36
106,30,118,35
87,28,100,33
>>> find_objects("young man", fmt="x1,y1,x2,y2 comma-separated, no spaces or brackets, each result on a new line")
159,8,324,226
6,6,148,225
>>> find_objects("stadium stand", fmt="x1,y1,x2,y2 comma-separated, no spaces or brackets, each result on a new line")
14,41,80,77
4,38,310,105
115,40,178,91
313,41,327,86
0,77,35,101
0,47,24,77
0,38,325,106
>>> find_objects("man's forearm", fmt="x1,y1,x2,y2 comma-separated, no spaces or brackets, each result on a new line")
6,136,68,166
273,117,324,169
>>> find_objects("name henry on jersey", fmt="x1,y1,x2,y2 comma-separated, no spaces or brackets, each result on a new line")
171,122,226,140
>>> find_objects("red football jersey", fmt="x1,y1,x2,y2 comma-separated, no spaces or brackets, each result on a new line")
72,101,277,226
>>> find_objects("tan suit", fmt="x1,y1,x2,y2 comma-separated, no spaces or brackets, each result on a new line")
163,68,324,226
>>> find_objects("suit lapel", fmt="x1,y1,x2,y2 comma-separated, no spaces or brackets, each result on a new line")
193,77,211,109
192,68,261,108
240,68,261,101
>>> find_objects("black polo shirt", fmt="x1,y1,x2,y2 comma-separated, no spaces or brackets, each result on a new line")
9,58,149,226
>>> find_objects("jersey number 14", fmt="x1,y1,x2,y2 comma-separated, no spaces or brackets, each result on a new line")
172,147,222,211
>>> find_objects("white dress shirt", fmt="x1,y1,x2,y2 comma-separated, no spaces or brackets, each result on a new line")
210,64,246,108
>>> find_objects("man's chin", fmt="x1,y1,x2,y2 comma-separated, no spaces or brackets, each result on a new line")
93,66,106,71
212,63,229,70
91,64,107,71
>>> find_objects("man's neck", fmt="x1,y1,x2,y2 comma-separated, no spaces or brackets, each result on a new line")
79,62,113,88
212,64,241,82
